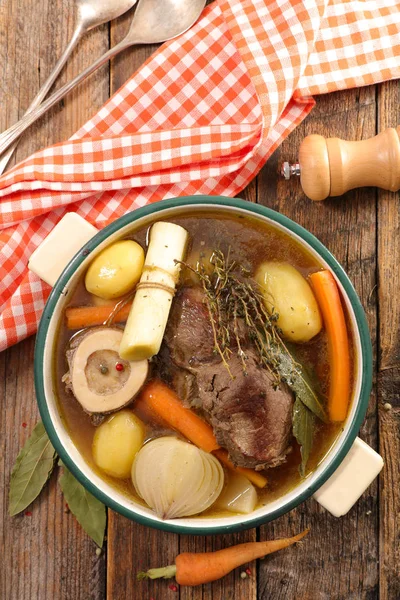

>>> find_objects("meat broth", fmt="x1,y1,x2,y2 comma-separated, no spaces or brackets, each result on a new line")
54,210,353,516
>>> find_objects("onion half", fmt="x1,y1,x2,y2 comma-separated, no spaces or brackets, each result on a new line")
132,436,224,519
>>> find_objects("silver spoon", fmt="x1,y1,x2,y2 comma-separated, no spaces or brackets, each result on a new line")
0,0,138,175
0,0,206,162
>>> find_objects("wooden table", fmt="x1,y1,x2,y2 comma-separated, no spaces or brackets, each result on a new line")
1,2,399,599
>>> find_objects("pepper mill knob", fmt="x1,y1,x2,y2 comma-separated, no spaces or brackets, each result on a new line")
283,126,400,201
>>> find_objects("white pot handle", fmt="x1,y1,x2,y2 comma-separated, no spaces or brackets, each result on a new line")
313,437,383,517
28,213,98,287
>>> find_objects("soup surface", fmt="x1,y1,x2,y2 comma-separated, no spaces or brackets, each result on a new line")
55,210,354,517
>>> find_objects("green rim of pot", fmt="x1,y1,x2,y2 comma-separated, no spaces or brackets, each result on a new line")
34,196,373,535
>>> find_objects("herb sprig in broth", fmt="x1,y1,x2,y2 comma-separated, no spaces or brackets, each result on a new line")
180,249,328,476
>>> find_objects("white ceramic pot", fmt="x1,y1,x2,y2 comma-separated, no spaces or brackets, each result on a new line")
33,196,383,534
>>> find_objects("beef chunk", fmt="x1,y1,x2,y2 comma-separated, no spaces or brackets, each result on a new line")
197,354,293,469
164,287,294,469
164,287,217,367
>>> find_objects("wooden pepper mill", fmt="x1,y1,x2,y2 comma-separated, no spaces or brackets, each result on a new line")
281,126,400,201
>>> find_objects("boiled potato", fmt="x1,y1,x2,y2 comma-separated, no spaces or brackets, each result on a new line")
92,411,145,478
215,472,257,514
85,240,144,299
255,261,322,343
181,247,215,287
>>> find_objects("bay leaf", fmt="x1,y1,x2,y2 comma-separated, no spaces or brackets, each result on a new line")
293,398,315,477
59,466,106,547
9,421,57,516
276,348,328,423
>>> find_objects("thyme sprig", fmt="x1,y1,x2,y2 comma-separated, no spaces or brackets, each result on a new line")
178,249,328,475
180,250,289,384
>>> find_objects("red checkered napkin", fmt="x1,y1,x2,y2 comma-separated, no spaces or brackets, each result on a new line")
1,0,400,350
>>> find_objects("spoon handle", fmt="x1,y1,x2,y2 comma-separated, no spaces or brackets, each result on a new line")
0,39,130,161
0,24,84,176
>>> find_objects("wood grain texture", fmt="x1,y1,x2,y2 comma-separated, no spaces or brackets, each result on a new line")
0,0,110,167
107,511,180,600
1,1,399,599
377,79,400,600
0,1,109,599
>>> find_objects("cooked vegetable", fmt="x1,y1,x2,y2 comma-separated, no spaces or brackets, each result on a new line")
292,398,315,477
255,262,322,343
85,240,144,300
119,222,188,361
63,327,148,413
139,380,219,453
213,450,268,489
182,247,215,286
215,472,257,514
138,529,309,585
65,302,132,329
140,381,267,488
277,347,327,422
132,436,224,519
92,411,145,478
309,270,350,422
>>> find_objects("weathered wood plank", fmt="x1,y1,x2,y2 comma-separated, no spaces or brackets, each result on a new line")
107,511,180,600
0,1,109,599
257,86,379,600
377,79,400,600
0,0,110,168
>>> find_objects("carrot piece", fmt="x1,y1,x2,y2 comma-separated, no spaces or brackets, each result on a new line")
65,302,132,330
140,381,267,487
309,270,350,422
140,380,219,453
137,529,309,586
213,449,267,489
133,396,167,426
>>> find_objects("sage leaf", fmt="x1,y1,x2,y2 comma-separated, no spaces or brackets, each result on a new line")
293,398,315,477
9,422,57,516
60,466,106,547
277,348,328,423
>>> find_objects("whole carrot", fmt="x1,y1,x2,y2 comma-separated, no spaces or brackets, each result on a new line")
309,270,350,422
137,530,309,586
